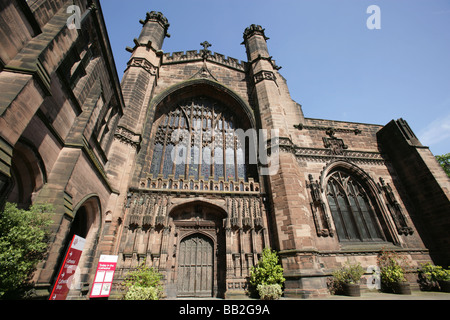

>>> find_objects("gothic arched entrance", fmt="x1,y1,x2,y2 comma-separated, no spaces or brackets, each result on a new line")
177,233,214,297
170,201,226,298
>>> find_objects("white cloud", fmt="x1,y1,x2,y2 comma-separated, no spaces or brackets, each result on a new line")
418,112,450,148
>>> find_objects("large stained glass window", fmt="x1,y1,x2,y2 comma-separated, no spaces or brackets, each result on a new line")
326,171,385,242
150,97,252,183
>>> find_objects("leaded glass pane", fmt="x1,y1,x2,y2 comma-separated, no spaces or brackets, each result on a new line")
328,194,346,240
357,194,382,240
162,144,174,179
236,148,246,180
348,195,369,240
174,145,186,179
225,147,235,181
189,146,200,180
214,147,223,180
150,143,163,178
201,146,211,179
337,194,358,240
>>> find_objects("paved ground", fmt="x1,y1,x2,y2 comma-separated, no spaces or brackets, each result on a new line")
291,290,450,300
172,290,450,300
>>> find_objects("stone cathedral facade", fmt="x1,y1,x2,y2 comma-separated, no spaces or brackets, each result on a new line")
0,0,449,299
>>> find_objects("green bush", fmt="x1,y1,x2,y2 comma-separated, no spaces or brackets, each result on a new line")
377,249,409,290
257,284,282,300
332,261,365,285
0,202,53,298
417,263,450,291
328,261,364,294
123,262,164,300
418,263,450,282
249,248,285,299
124,285,162,300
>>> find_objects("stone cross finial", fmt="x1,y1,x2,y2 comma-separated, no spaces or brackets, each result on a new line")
201,41,211,50
200,41,212,59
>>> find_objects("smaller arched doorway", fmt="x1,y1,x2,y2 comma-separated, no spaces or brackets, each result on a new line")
67,196,101,245
177,233,214,297
58,195,102,297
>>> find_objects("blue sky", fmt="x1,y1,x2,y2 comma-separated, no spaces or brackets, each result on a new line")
100,0,450,156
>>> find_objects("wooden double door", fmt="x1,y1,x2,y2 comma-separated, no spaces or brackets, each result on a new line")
177,233,214,297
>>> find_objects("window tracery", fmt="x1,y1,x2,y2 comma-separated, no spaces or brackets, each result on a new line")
149,97,252,183
326,170,386,242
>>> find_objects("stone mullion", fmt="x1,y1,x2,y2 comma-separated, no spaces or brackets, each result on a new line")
210,105,216,180
221,115,227,181
184,103,193,180
234,135,238,182
158,114,170,175
197,107,204,180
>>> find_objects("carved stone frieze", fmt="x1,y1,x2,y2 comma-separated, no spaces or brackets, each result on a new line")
294,124,362,135
125,192,170,228
114,126,142,149
227,196,265,230
323,136,348,155
378,178,414,235
127,57,158,76
306,174,334,237
322,128,348,155
278,136,385,165
253,70,276,84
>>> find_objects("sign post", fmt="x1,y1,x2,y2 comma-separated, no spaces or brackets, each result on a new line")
89,255,118,299
49,235,86,300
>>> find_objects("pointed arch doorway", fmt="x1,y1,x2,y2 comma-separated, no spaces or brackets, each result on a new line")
177,233,214,297
56,195,102,298
170,201,227,298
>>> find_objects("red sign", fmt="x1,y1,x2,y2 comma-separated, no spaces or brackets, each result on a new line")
90,255,118,298
49,235,86,300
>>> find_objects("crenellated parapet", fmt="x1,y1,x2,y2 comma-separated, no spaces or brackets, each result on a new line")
136,11,170,51
139,11,170,36
162,50,247,72
242,24,269,42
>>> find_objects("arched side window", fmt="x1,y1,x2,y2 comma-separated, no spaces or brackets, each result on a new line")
149,97,254,182
326,170,386,242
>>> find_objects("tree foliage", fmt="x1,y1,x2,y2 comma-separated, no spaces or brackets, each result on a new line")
0,202,53,298
436,153,450,177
